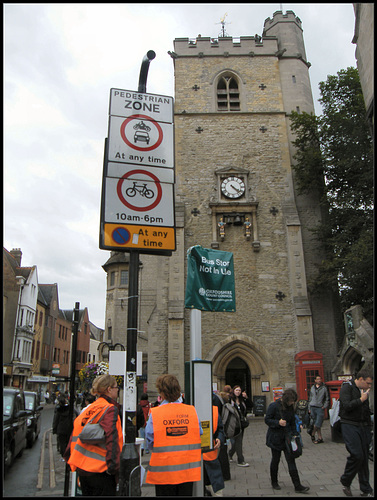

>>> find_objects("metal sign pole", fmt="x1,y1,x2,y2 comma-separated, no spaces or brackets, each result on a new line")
64,302,80,496
190,308,205,497
190,308,202,360
119,250,140,496
118,50,155,497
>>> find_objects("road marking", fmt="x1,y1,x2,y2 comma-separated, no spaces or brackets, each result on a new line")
37,429,47,489
49,430,56,488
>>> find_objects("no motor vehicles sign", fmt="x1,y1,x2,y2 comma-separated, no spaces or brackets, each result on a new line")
108,115,174,168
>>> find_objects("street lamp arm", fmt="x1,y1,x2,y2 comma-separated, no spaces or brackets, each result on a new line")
113,343,126,350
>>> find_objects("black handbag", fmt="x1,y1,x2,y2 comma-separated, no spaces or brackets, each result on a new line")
279,406,302,458
240,415,249,429
285,432,302,458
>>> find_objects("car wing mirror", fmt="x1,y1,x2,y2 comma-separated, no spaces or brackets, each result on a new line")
16,410,29,418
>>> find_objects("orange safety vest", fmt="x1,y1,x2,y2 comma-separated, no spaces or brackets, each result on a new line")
68,397,123,473
146,403,202,485
203,406,219,462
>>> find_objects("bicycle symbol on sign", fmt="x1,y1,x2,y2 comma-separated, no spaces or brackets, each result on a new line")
125,182,155,199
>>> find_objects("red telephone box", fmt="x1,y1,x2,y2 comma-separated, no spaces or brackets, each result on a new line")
295,351,325,401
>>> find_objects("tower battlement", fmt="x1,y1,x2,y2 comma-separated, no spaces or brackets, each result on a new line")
263,10,302,31
173,35,279,57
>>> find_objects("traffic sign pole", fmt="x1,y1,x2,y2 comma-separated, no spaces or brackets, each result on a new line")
118,50,156,497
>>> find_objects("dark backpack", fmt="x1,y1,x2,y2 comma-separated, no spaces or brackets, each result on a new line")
221,401,241,439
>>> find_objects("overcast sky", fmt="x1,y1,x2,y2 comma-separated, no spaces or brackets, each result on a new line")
4,3,357,329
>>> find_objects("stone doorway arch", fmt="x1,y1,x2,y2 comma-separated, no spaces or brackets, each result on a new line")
206,334,272,401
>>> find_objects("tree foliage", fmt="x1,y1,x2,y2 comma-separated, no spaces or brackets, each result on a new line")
290,67,373,324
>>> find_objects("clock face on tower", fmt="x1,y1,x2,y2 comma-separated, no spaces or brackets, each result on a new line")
221,176,246,199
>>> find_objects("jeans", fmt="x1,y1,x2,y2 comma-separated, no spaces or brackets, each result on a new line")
340,423,373,494
270,447,298,476
310,406,325,428
229,430,245,463
139,426,146,450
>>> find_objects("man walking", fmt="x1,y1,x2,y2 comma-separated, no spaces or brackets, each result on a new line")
339,366,373,497
308,375,329,444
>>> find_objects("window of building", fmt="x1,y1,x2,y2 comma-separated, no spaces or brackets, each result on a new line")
110,271,116,286
36,341,40,360
217,74,240,111
120,270,129,286
292,75,296,83
39,312,43,326
19,308,24,326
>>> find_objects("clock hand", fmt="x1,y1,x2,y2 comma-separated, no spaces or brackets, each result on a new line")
230,184,241,192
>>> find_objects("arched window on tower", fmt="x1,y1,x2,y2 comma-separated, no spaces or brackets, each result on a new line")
217,74,240,111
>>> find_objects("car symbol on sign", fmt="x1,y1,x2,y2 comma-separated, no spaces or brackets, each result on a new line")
134,130,150,145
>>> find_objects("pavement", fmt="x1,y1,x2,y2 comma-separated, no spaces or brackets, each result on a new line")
38,414,374,497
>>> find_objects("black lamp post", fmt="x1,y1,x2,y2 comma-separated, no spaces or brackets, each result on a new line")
97,341,125,362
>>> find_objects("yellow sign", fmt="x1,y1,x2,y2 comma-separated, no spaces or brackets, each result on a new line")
102,223,176,252
200,420,211,449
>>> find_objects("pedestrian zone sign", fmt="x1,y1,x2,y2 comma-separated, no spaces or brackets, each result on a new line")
100,89,176,255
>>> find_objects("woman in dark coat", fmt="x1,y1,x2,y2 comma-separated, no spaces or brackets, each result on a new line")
53,395,74,458
229,385,249,467
265,388,309,493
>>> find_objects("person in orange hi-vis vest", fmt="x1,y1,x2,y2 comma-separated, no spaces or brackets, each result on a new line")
64,374,123,496
145,374,203,496
203,403,225,496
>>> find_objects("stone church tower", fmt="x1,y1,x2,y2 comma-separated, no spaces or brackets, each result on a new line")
102,10,343,403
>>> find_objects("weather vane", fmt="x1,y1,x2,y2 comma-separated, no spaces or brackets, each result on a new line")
216,12,231,37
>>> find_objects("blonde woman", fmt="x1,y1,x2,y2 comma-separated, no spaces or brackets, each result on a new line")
65,375,123,496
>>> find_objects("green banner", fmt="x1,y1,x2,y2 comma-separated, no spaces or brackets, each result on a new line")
185,246,236,312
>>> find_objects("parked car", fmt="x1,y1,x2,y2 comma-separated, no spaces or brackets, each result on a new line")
3,388,28,470
24,391,44,447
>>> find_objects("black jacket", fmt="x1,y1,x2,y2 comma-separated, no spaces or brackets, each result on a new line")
53,403,73,436
265,399,296,451
230,395,247,420
339,379,372,426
